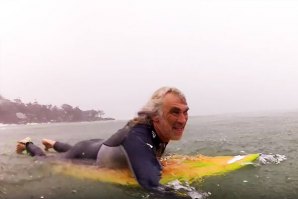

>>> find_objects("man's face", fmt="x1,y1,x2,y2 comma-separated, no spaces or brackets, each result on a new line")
153,93,189,142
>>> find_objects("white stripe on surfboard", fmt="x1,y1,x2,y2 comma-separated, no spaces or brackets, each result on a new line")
227,155,245,164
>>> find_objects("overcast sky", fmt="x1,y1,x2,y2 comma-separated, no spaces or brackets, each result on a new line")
1,0,298,119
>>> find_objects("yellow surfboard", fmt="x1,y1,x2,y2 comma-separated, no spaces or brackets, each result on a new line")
52,154,259,186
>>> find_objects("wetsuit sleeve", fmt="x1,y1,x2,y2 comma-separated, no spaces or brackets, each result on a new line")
122,133,162,191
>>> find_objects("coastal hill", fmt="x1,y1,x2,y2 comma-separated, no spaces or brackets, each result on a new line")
0,95,114,124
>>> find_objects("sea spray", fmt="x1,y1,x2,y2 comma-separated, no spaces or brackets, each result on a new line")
258,154,287,165
166,180,210,199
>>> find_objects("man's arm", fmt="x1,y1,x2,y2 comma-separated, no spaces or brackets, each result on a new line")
122,132,192,198
122,132,162,191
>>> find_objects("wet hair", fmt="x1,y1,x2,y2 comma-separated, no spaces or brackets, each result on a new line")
127,87,187,127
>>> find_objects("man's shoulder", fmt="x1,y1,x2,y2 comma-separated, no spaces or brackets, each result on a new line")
126,124,156,145
103,125,131,146
130,124,153,135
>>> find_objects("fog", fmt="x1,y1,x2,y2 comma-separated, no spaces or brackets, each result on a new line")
1,0,298,119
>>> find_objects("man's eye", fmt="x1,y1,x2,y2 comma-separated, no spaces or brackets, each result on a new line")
170,109,180,115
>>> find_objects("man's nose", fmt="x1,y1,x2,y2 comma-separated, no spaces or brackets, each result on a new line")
177,113,187,123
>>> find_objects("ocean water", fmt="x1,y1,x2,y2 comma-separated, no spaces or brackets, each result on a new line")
0,111,297,199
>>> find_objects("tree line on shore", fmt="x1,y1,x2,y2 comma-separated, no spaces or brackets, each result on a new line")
0,95,114,124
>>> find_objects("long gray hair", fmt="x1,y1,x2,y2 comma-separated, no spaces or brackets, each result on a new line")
127,87,187,127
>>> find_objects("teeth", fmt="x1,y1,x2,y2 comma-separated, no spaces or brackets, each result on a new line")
174,127,183,130
175,126,183,129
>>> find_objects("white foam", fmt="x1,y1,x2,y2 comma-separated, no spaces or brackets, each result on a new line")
258,154,287,165
166,180,210,199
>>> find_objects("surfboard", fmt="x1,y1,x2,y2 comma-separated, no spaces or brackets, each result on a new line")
52,153,259,186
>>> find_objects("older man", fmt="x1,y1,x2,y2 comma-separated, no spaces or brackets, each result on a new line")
17,86,189,193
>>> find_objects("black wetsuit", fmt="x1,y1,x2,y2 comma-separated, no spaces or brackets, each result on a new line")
25,124,168,192
101,124,168,191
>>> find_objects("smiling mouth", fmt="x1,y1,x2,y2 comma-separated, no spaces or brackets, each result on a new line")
173,126,184,132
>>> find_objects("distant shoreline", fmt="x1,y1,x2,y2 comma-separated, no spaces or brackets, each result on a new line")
0,119,119,128
0,95,115,124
